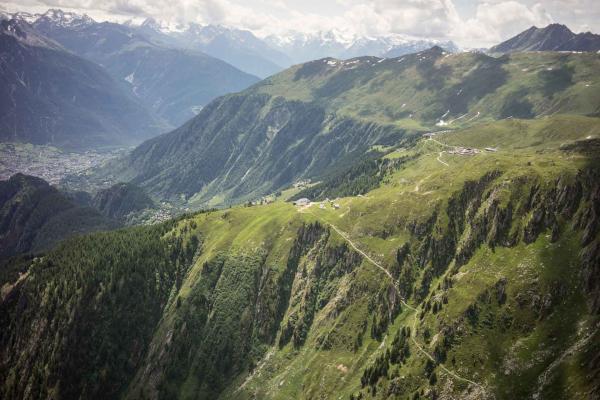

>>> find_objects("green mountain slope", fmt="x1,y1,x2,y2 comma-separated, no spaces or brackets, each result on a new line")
2,116,599,399
93,48,600,207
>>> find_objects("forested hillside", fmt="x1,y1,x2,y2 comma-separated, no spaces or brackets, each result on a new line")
0,174,118,259
92,182,155,220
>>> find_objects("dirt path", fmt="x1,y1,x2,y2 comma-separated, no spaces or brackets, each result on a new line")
436,151,449,167
426,138,451,167
465,111,481,123
414,174,432,193
327,221,395,283
301,207,487,392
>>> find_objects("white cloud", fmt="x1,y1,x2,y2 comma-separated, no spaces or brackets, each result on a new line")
452,1,554,47
336,0,459,38
2,0,599,47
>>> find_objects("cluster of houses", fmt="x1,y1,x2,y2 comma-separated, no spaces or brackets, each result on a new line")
447,146,499,156
0,144,120,185
447,146,480,156
293,198,311,206
421,132,500,155
293,197,340,209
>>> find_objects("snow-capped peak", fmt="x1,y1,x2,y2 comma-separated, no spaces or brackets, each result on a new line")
7,12,38,24
266,29,355,48
139,17,186,34
38,9,94,28
140,17,161,30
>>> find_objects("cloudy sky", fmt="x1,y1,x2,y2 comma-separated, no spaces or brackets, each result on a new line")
2,0,599,47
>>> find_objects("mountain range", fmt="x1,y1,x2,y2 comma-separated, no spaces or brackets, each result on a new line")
490,23,600,54
136,18,291,79
8,9,459,130
4,9,460,80
29,9,260,127
0,18,164,149
136,20,460,74
265,30,459,65
5,8,599,153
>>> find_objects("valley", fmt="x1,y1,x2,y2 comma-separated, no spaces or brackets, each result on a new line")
0,142,125,184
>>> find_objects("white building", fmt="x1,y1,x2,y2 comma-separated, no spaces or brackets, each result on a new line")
293,198,311,206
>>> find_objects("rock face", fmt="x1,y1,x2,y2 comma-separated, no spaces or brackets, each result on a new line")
92,183,154,220
0,19,164,149
490,23,600,53
417,167,600,312
0,174,118,258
